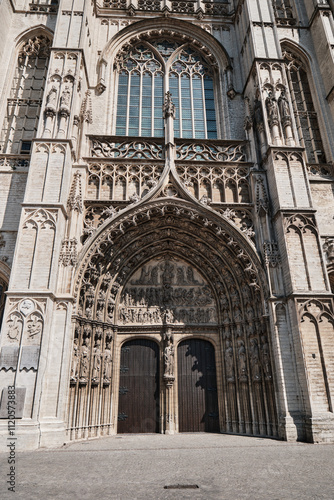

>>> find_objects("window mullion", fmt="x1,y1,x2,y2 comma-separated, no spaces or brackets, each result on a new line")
151,74,155,137
179,75,182,138
139,71,143,137
190,73,195,138
202,75,208,139
126,72,131,136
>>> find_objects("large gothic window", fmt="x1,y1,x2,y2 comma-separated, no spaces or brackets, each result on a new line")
0,35,51,155
283,49,326,163
115,40,217,139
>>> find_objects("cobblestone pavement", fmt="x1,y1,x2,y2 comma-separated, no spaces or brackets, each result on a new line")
1,433,334,499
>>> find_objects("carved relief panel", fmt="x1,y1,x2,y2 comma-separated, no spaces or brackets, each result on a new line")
118,257,218,326
0,298,45,372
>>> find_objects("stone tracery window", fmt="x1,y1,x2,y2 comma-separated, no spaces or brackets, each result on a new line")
283,49,326,163
272,0,296,25
115,40,217,139
0,35,51,154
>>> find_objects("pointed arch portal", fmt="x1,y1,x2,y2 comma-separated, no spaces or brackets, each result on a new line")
68,199,278,439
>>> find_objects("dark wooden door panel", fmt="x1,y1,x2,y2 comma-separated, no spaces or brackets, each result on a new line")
118,339,159,433
178,339,219,433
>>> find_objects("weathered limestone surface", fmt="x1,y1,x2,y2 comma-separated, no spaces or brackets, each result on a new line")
0,0,334,451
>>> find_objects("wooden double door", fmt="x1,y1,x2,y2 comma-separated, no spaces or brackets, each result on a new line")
118,339,160,433
178,339,219,433
117,338,219,434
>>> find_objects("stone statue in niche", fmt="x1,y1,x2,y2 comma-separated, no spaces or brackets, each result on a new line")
96,308,104,321
164,343,175,378
249,338,261,381
60,85,71,109
225,340,235,383
234,307,242,323
70,338,79,383
237,340,248,382
222,309,230,325
261,335,272,380
79,337,90,384
254,98,264,127
85,294,94,319
46,85,57,109
265,92,279,125
278,89,291,120
103,340,112,385
246,305,254,321
92,339,102,384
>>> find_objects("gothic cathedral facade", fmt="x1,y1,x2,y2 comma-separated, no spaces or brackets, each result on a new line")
0,0,334,450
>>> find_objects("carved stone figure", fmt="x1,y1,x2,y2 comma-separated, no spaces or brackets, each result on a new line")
103,340,112,385
163,308,174,324
254,98,264,126
92,339,102,384
265,92,279,125
186,266,198,284
164,344,175,377
46,85,57,109
323,238,334,263
261,335,272,380
176,266,186,285
278,89,291,120
234,307,242,323
70,338,79,382
237,340,248,382
250,338,261,381
60,85,71,109
161,260,175,284
129,192,140,203
200,195,211,206
79,337,90,384
163,91,175,118
225,340,235,382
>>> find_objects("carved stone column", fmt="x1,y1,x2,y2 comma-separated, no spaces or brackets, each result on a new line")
162,328,175,434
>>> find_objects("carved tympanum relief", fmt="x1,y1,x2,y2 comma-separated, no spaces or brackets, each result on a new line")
118,257,217,326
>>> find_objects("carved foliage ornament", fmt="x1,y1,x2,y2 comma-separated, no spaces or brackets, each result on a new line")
19,35,51,60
